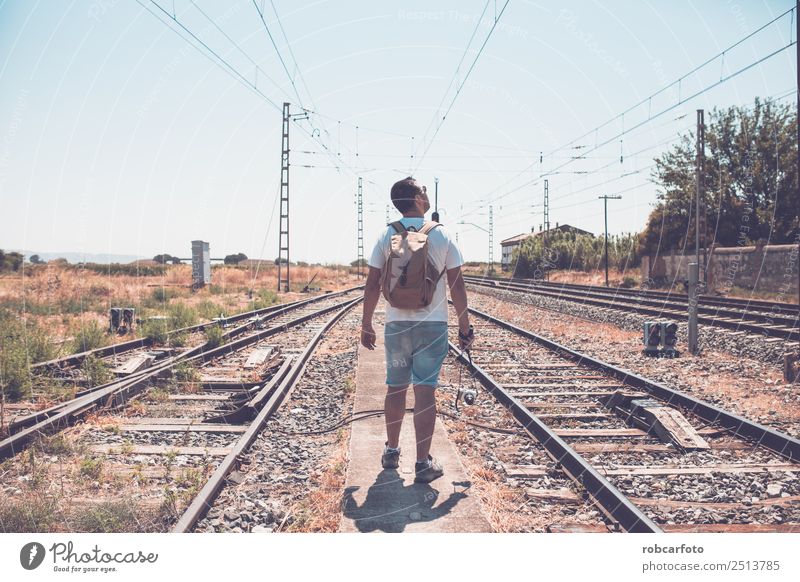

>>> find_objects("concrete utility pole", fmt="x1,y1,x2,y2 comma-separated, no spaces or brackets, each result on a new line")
598,195,621,287
432,177,440,222
277,102,290,293
797,0,799,304
357,177,364,279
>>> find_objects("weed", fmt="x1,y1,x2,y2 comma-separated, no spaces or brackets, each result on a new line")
81,355,111,388
173,361,199,383
0,309,55,401
151,287,172,304
169,331,187,347
167,302,197,329
141,318,169,344
79,456,104,481
197,300,225,321
158,487,179,522
37,434,75,456
204,325,225,349
69,500,149,533
71,319,107,353
148,388,170,403
0,495,60,532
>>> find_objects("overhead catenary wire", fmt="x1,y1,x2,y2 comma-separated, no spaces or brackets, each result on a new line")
413,0,511,173
458,8,797,225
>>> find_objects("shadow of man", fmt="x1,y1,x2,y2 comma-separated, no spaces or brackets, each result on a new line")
341,469,468,533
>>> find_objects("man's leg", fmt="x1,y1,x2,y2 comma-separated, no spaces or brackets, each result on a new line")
412,384,437,461
384,384,408,449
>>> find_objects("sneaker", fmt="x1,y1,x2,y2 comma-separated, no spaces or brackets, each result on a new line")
414,455,444,483
381,443,400,469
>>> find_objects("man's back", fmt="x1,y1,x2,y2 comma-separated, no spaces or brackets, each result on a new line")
368,217,463,323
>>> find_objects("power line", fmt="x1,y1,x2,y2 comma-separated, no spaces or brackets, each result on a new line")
416,0,491,150
413,0,511,173
463,8,796,219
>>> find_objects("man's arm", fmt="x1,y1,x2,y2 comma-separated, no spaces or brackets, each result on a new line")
360,266,382,349
446,265,470,336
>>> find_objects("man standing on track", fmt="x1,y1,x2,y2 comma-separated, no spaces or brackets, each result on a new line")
360,176,474,484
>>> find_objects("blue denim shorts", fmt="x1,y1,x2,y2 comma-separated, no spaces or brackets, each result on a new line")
384,321,449,387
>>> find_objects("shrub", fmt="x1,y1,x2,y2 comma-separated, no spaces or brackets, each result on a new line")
173,361,199,383
71,320,107,353
197,300,225,321
151,287,171,303
80,262,166,276
167,303,197,329
251,289,279,310
79,456,104,480
81,355,111,388
0,310,55,402
204,325,225,349
620,276,637,289
141,318,169,344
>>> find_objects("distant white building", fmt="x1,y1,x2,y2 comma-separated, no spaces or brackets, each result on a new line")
500,223,593,270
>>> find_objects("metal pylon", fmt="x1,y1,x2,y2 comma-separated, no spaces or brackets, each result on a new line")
357,177,364,278
277,102,290,293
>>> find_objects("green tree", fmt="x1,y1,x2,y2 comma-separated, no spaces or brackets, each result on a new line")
153,254,178,265
641,98,798,256
223,253,247,265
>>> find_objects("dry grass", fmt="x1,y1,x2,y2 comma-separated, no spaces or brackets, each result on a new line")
0,263,362,366
285,430,351,532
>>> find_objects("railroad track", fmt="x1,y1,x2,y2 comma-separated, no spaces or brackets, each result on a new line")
449,303,800,532
464,276,799,342
0,288,362,532
0,288,363,458
2,287,364,434
31,285,365,374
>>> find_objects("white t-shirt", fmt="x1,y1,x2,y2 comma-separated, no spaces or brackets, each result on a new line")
368,217,464,322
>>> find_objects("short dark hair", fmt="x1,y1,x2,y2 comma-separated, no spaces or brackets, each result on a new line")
390,176,421,213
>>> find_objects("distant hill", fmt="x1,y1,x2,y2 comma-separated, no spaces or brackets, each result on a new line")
9,250,146,264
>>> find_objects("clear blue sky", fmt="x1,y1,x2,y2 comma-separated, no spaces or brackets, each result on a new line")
0,0,795,264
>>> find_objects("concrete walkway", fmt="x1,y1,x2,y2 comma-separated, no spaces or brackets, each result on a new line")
340,316,491,533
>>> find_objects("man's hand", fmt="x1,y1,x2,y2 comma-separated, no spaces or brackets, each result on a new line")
458,324,475,351
361,322,377,350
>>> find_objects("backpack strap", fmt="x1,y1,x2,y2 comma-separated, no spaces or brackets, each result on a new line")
389,221,407,233
419,221,442,235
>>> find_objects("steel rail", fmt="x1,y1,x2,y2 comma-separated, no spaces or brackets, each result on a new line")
0,296,360,461
465,276,800,326
172,296,362,532
468,276,800,326
465,277,798,341
466,305,800,462
467,275,800,316
31,285,365,371
448,341,662,533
